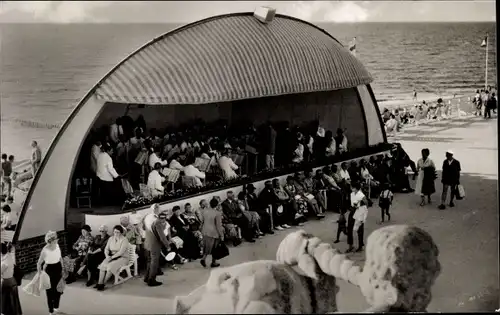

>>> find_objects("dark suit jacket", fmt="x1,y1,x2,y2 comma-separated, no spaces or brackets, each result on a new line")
221,199,242,221
170,214,190,238
441,159,461,185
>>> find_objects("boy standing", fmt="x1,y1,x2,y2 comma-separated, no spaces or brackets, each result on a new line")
378,184,394,223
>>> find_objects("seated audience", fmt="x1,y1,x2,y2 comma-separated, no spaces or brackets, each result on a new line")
65,224,93,284
147,162,166,197
183,203,204,257
169,206,202,260
237,192,263,238
348,161,362,184
272,178,298,228
303,169,327,212
123,216,145,269
95,225,130,291
315,168,342,213
292,172,324,218
284,176,308,221
246,184,273,234
218,151,239,180
338,162,351,184
216,196,242,246
221,191,254,242
84,225,109,287
359,159,379,188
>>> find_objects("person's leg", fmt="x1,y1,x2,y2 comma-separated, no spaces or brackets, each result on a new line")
420,194,426,206
52,290,62,312
386,207,391,221
144,249,151,282
334,223,342,242
97,270,106,285
357,223,364,251
46,289,55,313
346,213,355,252
148,250,161,284
380,207,385,222
449,185,456,206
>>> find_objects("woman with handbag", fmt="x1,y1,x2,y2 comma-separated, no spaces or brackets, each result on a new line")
36,231,66,315
199,198,226,268
1,242,22,315
414,148,437,206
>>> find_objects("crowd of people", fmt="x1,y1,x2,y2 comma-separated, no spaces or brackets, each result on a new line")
381,89,498,137
80,115,352,209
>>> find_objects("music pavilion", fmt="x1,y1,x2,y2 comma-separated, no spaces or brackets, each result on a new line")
13,9,389,269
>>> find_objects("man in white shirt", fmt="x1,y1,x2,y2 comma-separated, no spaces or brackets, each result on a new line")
168,153,184,171
109,118,124,144
218,151,238,180
334,128,348,154
90,140,102,174
148,149,168,169
96,145,121,206
346,182,366,253
147,163,166,197
338,162,351,183
183,164,205,187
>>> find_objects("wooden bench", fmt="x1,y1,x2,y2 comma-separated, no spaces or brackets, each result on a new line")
112,244,138,286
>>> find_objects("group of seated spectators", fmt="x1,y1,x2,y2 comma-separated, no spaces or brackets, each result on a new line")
62,144,417,288
78,114,353,209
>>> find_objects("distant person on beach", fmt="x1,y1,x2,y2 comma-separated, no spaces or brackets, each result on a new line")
31,140,42,177
1,154,13,199
385,114,398,136
438,150,461,210
473,90,482,115
413,88,417,101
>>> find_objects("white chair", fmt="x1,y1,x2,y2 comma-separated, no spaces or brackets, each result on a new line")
113,244,138,286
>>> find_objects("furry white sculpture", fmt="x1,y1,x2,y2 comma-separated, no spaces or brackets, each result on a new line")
172,225,440,314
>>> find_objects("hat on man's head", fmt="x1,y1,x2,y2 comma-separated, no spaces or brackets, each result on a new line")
158,211,168,219
446,150,454,155
246,184,256,191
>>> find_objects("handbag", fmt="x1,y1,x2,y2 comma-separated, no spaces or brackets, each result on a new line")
456,184,465,199
212,242,229,260
13,265,24,286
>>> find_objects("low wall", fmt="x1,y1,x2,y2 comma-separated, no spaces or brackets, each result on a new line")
84,150,390,232
15,231,68,271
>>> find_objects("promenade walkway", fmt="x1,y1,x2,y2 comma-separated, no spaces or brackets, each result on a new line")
19,116,498,314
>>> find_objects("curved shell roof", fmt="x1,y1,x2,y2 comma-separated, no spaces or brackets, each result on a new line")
95,13,373,105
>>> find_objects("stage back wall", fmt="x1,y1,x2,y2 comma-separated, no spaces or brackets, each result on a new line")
95,87,367,149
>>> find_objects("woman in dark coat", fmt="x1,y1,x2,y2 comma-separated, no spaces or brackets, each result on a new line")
415,148,437,206
1,242,22,315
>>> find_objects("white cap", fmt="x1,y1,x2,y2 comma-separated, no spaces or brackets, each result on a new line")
446,150,454,155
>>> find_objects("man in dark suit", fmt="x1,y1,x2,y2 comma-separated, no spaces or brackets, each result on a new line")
438,150,461,210
143,210,171,286
221,191,254,242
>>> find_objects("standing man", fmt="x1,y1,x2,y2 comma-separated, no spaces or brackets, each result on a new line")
264,122,277,170
31,140,42,177
143,206,171,287
438,150,461,210
96,144,121,206
1,154,12,199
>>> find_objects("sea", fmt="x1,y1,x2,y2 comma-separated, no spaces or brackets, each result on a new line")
0,22,496,159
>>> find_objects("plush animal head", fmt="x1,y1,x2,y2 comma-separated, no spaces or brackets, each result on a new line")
358,225,441,312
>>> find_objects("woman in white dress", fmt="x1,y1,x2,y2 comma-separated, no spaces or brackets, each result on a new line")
414,148,437,206
96,225,130,291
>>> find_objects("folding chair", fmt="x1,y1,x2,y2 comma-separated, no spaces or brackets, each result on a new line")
113,244,138,286
75,178,92,208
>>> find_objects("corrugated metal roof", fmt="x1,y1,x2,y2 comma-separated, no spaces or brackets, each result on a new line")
95,13,373,105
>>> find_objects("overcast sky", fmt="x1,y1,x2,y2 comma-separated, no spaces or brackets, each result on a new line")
0,1,496,24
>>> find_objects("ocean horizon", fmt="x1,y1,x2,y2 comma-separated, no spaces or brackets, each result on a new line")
1,22,497,158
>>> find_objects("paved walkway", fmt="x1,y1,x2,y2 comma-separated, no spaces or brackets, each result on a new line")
19,117,498,314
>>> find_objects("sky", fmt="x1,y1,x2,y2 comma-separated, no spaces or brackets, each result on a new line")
0,1,496,24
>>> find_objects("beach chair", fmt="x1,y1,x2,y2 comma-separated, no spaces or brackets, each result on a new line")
75,178,92,208
113,244,138,286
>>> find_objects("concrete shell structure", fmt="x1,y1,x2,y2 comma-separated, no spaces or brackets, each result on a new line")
14,12,386,242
